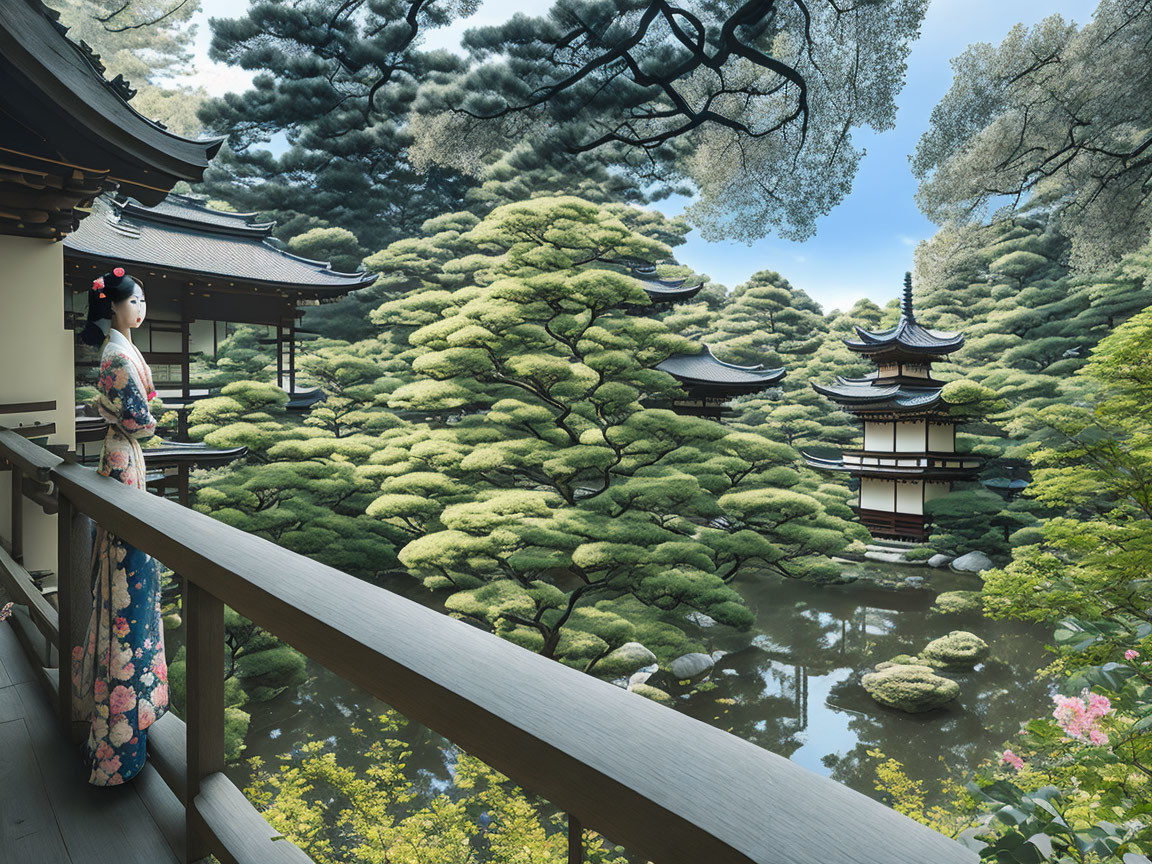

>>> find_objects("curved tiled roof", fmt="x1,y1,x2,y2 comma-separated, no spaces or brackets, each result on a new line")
844,276,963,355
658,345,785,388
127,194,274,234
65,196,376,292
811,377,944,410
844,319,964,354
634,275,704,304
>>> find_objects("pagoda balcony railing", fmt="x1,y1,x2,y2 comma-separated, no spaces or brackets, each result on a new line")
0,426,976,864
842,449,984,471
848,504,930,541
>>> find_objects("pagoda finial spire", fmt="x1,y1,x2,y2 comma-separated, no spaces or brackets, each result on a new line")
902,271,915,322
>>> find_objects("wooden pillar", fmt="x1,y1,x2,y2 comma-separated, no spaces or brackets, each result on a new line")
276,321,284,390
186,579,225,861
10,466,22,563
568,814,583,864
289,316,296,394
181,316,191,400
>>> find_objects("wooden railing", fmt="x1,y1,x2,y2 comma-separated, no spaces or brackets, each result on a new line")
0,427,977,864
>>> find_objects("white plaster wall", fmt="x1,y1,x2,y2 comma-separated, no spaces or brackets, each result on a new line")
0,236,72,573
859,477,893,510
896,480,924,515
895,420,925,451
928,422,953,452
190,318,214,355
864,421,894,452
924,481,951,502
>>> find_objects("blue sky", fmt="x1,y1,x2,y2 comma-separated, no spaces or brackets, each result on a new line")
185,0,1099,311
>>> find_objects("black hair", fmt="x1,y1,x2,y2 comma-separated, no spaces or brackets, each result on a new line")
80,267,142,347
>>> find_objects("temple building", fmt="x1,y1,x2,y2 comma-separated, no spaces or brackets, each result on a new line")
656,348,785,419
64,193,377,408
804,274,981,541
0,0,221,574
624,264,785,419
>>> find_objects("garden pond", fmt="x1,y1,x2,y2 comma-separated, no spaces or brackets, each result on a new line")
221,559,1055,811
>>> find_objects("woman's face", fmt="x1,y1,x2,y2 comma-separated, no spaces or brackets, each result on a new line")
112,282,146,330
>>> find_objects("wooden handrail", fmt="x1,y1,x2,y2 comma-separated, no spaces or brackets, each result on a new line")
3,431,977,864
0,427,63,481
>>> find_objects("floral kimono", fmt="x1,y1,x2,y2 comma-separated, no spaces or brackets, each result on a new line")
70,326,169,786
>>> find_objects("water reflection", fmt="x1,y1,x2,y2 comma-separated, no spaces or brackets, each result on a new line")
675,563,1053,803
227,561,1054,811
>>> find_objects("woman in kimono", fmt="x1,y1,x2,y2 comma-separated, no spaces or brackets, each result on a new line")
71,266,169,786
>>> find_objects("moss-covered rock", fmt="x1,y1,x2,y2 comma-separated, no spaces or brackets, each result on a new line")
931,591,983,615
596,641,658,677
628,683,673,704
903,546,936,562
875,654,933,671
861,664,961,713
921,630,989,668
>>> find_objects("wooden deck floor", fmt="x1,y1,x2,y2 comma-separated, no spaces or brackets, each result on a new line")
0,619,186,864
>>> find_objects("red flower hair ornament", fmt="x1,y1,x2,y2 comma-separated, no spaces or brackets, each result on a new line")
113,267,125,277
91,276,104,292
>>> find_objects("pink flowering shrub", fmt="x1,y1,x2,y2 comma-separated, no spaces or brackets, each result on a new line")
999,749,1025,771
1051,689,1112,746
1125,649,1140,661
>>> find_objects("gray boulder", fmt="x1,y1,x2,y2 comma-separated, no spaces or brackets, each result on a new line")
951,551,994,573
669,652,715,681
927,554,954,569
865,549,907,564
685,611,717,628
628,670,653,688
597,642,658,676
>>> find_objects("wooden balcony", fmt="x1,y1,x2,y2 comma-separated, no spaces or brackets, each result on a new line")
0,426,976,864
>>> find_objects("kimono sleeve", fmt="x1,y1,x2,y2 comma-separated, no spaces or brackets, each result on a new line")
97,352,156,439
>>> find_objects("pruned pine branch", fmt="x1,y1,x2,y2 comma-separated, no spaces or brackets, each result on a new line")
448,0,813,157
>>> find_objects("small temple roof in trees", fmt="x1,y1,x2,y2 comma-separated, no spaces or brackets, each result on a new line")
658,346,785,392
844,274,963,356
811,377,944,411
65,195,378,295
624,264,705,305
0,0,222,239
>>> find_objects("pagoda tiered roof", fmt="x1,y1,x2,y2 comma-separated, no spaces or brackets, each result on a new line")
811,377,944,411
658,345,785,393
65,195,377,296
844,276,963,356
0,0,222,238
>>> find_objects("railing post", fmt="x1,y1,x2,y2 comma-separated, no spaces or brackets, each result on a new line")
568,813,584,864
58,492,94,744
56,492,72,732
186,578,225,862
11,465,22,563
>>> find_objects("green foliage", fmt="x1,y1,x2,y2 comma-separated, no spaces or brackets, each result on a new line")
366,197,862,667
244,709,629,864
286,227,367,274
913,1,1152,269
167,644,251,763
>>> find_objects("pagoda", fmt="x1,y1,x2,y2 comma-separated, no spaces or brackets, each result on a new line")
656,348,784,419
804,274,981,541
616,262,784,418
